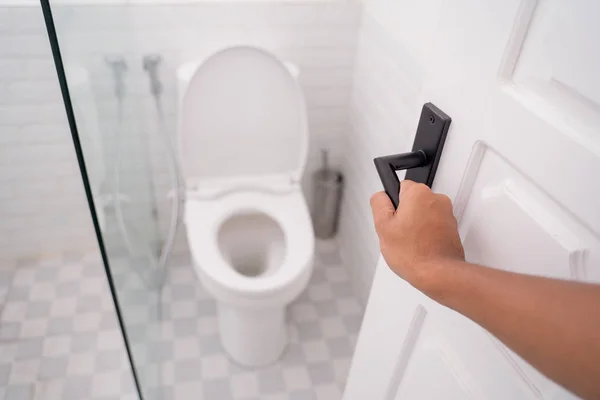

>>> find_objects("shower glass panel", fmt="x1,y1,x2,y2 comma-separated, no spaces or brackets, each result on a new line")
43,2,179,398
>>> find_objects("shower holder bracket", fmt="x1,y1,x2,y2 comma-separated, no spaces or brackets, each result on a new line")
373,102,452,209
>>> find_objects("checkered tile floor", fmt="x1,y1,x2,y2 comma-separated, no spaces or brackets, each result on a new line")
0,253,137,400
0,242,364,400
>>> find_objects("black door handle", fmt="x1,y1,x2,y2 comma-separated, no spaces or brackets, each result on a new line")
374,150,428,209
373,103,451,209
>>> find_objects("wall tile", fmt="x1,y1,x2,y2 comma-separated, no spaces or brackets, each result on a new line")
0,2,362,263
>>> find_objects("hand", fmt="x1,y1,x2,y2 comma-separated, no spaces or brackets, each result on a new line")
370,180,465,290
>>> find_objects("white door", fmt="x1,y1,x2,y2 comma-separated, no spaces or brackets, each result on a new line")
344,0,600,399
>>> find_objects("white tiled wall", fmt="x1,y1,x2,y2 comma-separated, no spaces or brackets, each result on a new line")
0,3,362,263
339,0,443,300
52,2,363,254
0,6,98,262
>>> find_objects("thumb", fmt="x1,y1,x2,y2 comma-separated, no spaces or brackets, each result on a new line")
370,191,395,229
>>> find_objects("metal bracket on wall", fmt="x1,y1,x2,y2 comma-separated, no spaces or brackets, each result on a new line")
373,103,451,209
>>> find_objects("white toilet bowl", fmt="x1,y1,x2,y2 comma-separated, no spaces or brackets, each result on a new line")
177,46,315,366
186,188,314,365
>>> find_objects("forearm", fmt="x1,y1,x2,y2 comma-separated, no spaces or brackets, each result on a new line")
421,260,600,400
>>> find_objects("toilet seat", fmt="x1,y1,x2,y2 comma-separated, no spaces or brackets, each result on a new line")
185,187,314,308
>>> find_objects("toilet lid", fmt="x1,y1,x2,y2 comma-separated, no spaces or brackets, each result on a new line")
180,46,308,185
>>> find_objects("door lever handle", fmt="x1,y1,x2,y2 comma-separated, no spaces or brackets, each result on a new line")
373,103,451,209
374,150,428,209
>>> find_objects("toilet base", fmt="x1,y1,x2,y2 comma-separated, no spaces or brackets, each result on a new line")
217,302,287,367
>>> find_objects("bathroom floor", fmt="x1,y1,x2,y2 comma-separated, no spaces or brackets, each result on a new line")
0,242,364,400
0,254,137,400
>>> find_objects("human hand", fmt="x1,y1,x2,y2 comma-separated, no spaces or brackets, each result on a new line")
370,180,465,290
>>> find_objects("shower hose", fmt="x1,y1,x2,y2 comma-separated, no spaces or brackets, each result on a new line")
113,95,182,289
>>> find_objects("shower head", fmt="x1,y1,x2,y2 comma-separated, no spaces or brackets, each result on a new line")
105,55,127,100
142,54,162,71
142,54,163,98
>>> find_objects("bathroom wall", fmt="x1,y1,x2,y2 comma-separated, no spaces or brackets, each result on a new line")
339,0,443,300
0,6,99,262
0,3,362,262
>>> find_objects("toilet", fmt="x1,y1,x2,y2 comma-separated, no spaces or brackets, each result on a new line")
177,46,315,366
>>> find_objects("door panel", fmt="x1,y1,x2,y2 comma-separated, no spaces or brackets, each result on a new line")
511,0,600,148
392,316,477,400
458,144,594,281
345,0,599,399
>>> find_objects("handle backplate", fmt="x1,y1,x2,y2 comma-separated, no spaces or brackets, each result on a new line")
373,103,451,208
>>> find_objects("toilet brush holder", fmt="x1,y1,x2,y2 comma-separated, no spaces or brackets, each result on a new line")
311,150,344,239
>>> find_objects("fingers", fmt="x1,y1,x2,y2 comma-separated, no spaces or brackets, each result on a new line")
400,180,430,201
370,191,395,230
400,181,453,214
399,179,417,199
373,181,448,226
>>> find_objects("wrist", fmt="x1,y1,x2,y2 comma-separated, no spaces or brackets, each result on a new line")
413,258,468,303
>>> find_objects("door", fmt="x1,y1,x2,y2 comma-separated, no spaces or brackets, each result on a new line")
344,0,600,399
